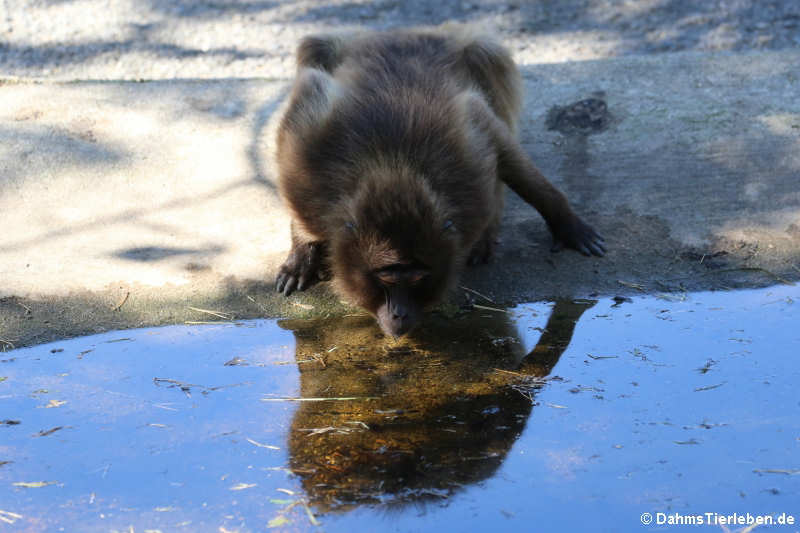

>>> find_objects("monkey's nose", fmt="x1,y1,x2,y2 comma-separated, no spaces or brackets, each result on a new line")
391,309,408,320
384,314,413,338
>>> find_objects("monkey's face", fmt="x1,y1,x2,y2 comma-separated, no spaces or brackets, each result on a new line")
329,173,460,337
332,239,455,338
342,260,447,338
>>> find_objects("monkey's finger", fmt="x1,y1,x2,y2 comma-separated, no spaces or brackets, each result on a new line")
275,272,287,293
576,242,591,256
282,276,299,296
550,241,565,253
588,239,606,256
297,273,314,291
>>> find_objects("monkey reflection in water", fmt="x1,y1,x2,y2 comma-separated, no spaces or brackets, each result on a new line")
280,299,595,512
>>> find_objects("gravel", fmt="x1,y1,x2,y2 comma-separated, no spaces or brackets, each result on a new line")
1,0,799,80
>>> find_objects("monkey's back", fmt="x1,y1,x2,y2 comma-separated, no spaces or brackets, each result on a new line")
277,27,522,245
330,28,521,129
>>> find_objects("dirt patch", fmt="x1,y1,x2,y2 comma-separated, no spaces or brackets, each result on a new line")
546,96,612,135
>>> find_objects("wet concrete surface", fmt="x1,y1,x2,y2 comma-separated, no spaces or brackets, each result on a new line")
1,285,798,532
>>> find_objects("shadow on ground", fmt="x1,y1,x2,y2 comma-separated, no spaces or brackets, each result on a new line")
2,1,800,79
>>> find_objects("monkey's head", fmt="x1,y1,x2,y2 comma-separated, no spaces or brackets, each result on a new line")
329,172,462,337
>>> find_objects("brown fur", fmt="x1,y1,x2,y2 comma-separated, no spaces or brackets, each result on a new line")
274,26,604,336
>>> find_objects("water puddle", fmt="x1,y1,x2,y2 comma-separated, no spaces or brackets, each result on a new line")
1,286,798,531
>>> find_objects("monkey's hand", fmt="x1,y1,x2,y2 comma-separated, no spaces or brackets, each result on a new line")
275,241,327,296
467,232,496,265
549,215,606,257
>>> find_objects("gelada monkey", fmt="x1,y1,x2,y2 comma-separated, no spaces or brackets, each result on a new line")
275,26,605,337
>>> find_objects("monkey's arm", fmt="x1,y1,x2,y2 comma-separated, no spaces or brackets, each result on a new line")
275,68,342,297
497,137,605,256
468,96,605,256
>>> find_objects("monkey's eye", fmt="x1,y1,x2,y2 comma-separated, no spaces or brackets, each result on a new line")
375,271,401,285
407,269,428,285
374,268,429,286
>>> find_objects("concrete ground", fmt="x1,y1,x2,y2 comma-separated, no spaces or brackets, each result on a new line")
3,0,800,80
1,2,799,349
